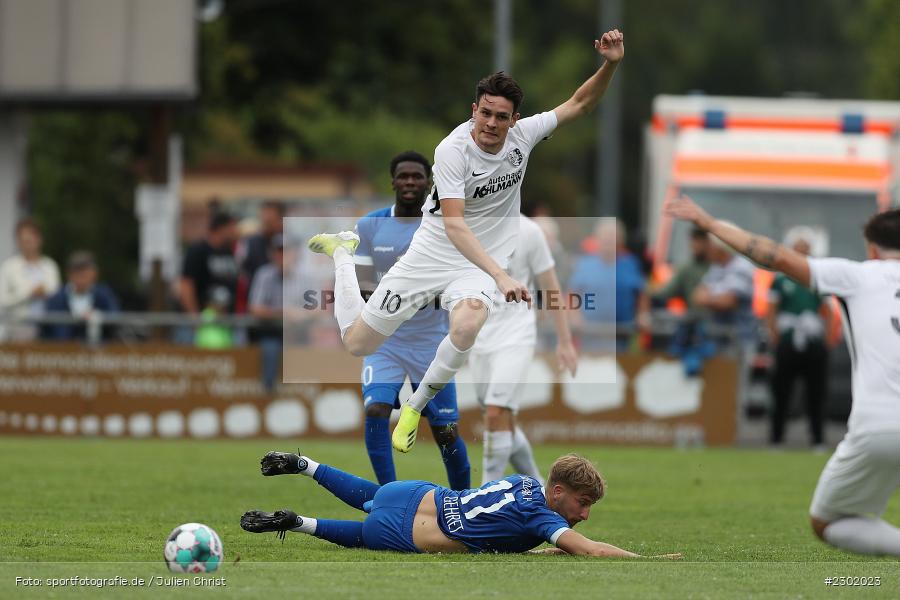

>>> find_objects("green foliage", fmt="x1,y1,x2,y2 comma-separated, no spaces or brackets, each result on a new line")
182,0,494,191
851,0,900,99
27,112,144,303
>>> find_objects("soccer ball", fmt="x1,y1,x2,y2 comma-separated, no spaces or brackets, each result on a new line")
163,523,224,573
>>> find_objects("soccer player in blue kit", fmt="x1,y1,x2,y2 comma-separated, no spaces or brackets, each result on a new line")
354,151,470,489
241,450,680,557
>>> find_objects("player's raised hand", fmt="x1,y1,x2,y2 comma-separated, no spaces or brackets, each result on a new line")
496,272,532,307
664,194,712,229
594,29,624,63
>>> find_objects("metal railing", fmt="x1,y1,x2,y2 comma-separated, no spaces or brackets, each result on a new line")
1,308,750,350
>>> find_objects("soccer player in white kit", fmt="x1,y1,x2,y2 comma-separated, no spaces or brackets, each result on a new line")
471,215,578,484
666,194,900,557
308,30,624,453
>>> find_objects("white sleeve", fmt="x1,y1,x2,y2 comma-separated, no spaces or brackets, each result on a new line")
525,221,555,276
514,111,558,150
809,257,863,297
432,142,467,200
0,261,14,308
0,260,30,308
45,259,61,296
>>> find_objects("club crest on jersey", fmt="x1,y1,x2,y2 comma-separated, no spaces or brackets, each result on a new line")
506,147,524,167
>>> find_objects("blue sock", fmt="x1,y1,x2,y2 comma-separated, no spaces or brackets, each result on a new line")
312,464,381,511
440,435,471,491
313,519,364,548
365,416,396,485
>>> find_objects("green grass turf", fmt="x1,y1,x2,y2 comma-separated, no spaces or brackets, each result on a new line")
0,437,897,599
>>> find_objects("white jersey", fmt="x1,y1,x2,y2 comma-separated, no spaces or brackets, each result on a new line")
406,111,558,270
809,257,900,434
473,216,556,353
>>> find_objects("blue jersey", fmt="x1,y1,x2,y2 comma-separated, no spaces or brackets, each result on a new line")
433,475,570,553
355,206,448,349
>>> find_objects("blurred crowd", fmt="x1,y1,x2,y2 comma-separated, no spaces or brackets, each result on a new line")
0,219,119,343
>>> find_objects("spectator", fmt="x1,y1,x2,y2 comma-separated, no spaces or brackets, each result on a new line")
178,212,239,316
0,219,61,342
41,251,119,342
195,286,234,350
768,228,832,449
646,227,711,315
692,229,757,353
248,234,300,393
640,227,714,375
568,218,645,351
241,201,286,287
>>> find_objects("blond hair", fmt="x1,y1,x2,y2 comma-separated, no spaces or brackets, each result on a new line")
547,454,606,502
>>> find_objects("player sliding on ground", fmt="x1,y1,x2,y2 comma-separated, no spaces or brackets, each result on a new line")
666,196,900,557
307,30,623,453
241,450,680,557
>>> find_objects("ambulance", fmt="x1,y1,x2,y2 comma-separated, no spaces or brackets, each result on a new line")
645,94,900,309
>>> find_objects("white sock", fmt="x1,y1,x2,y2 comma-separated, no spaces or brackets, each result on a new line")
482,430,514,484
299,455,319,477
407,336,470,412
510,426,544,485
290,516,317,535
333,247,364,338
824,517,900,556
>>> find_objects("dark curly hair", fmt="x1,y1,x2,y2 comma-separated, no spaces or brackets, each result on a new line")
389,151,431,178
475,71,524,113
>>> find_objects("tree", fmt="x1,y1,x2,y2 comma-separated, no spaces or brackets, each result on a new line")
27,111,144,306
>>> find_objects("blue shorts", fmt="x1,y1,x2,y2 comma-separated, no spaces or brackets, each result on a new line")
361,480,436,553
362,347,459,427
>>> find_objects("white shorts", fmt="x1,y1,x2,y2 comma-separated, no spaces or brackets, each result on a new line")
469,345,535,414
809,430,900,522
361,252,496,337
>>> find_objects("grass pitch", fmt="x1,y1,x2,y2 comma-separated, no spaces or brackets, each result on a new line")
0,436,897,599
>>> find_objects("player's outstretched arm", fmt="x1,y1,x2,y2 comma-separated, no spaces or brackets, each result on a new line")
554,530,681,559
555,529,639,557
442,200,531,304
528,547,568,555
536,267,578,375
553,29,624,128
665,194,811,287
